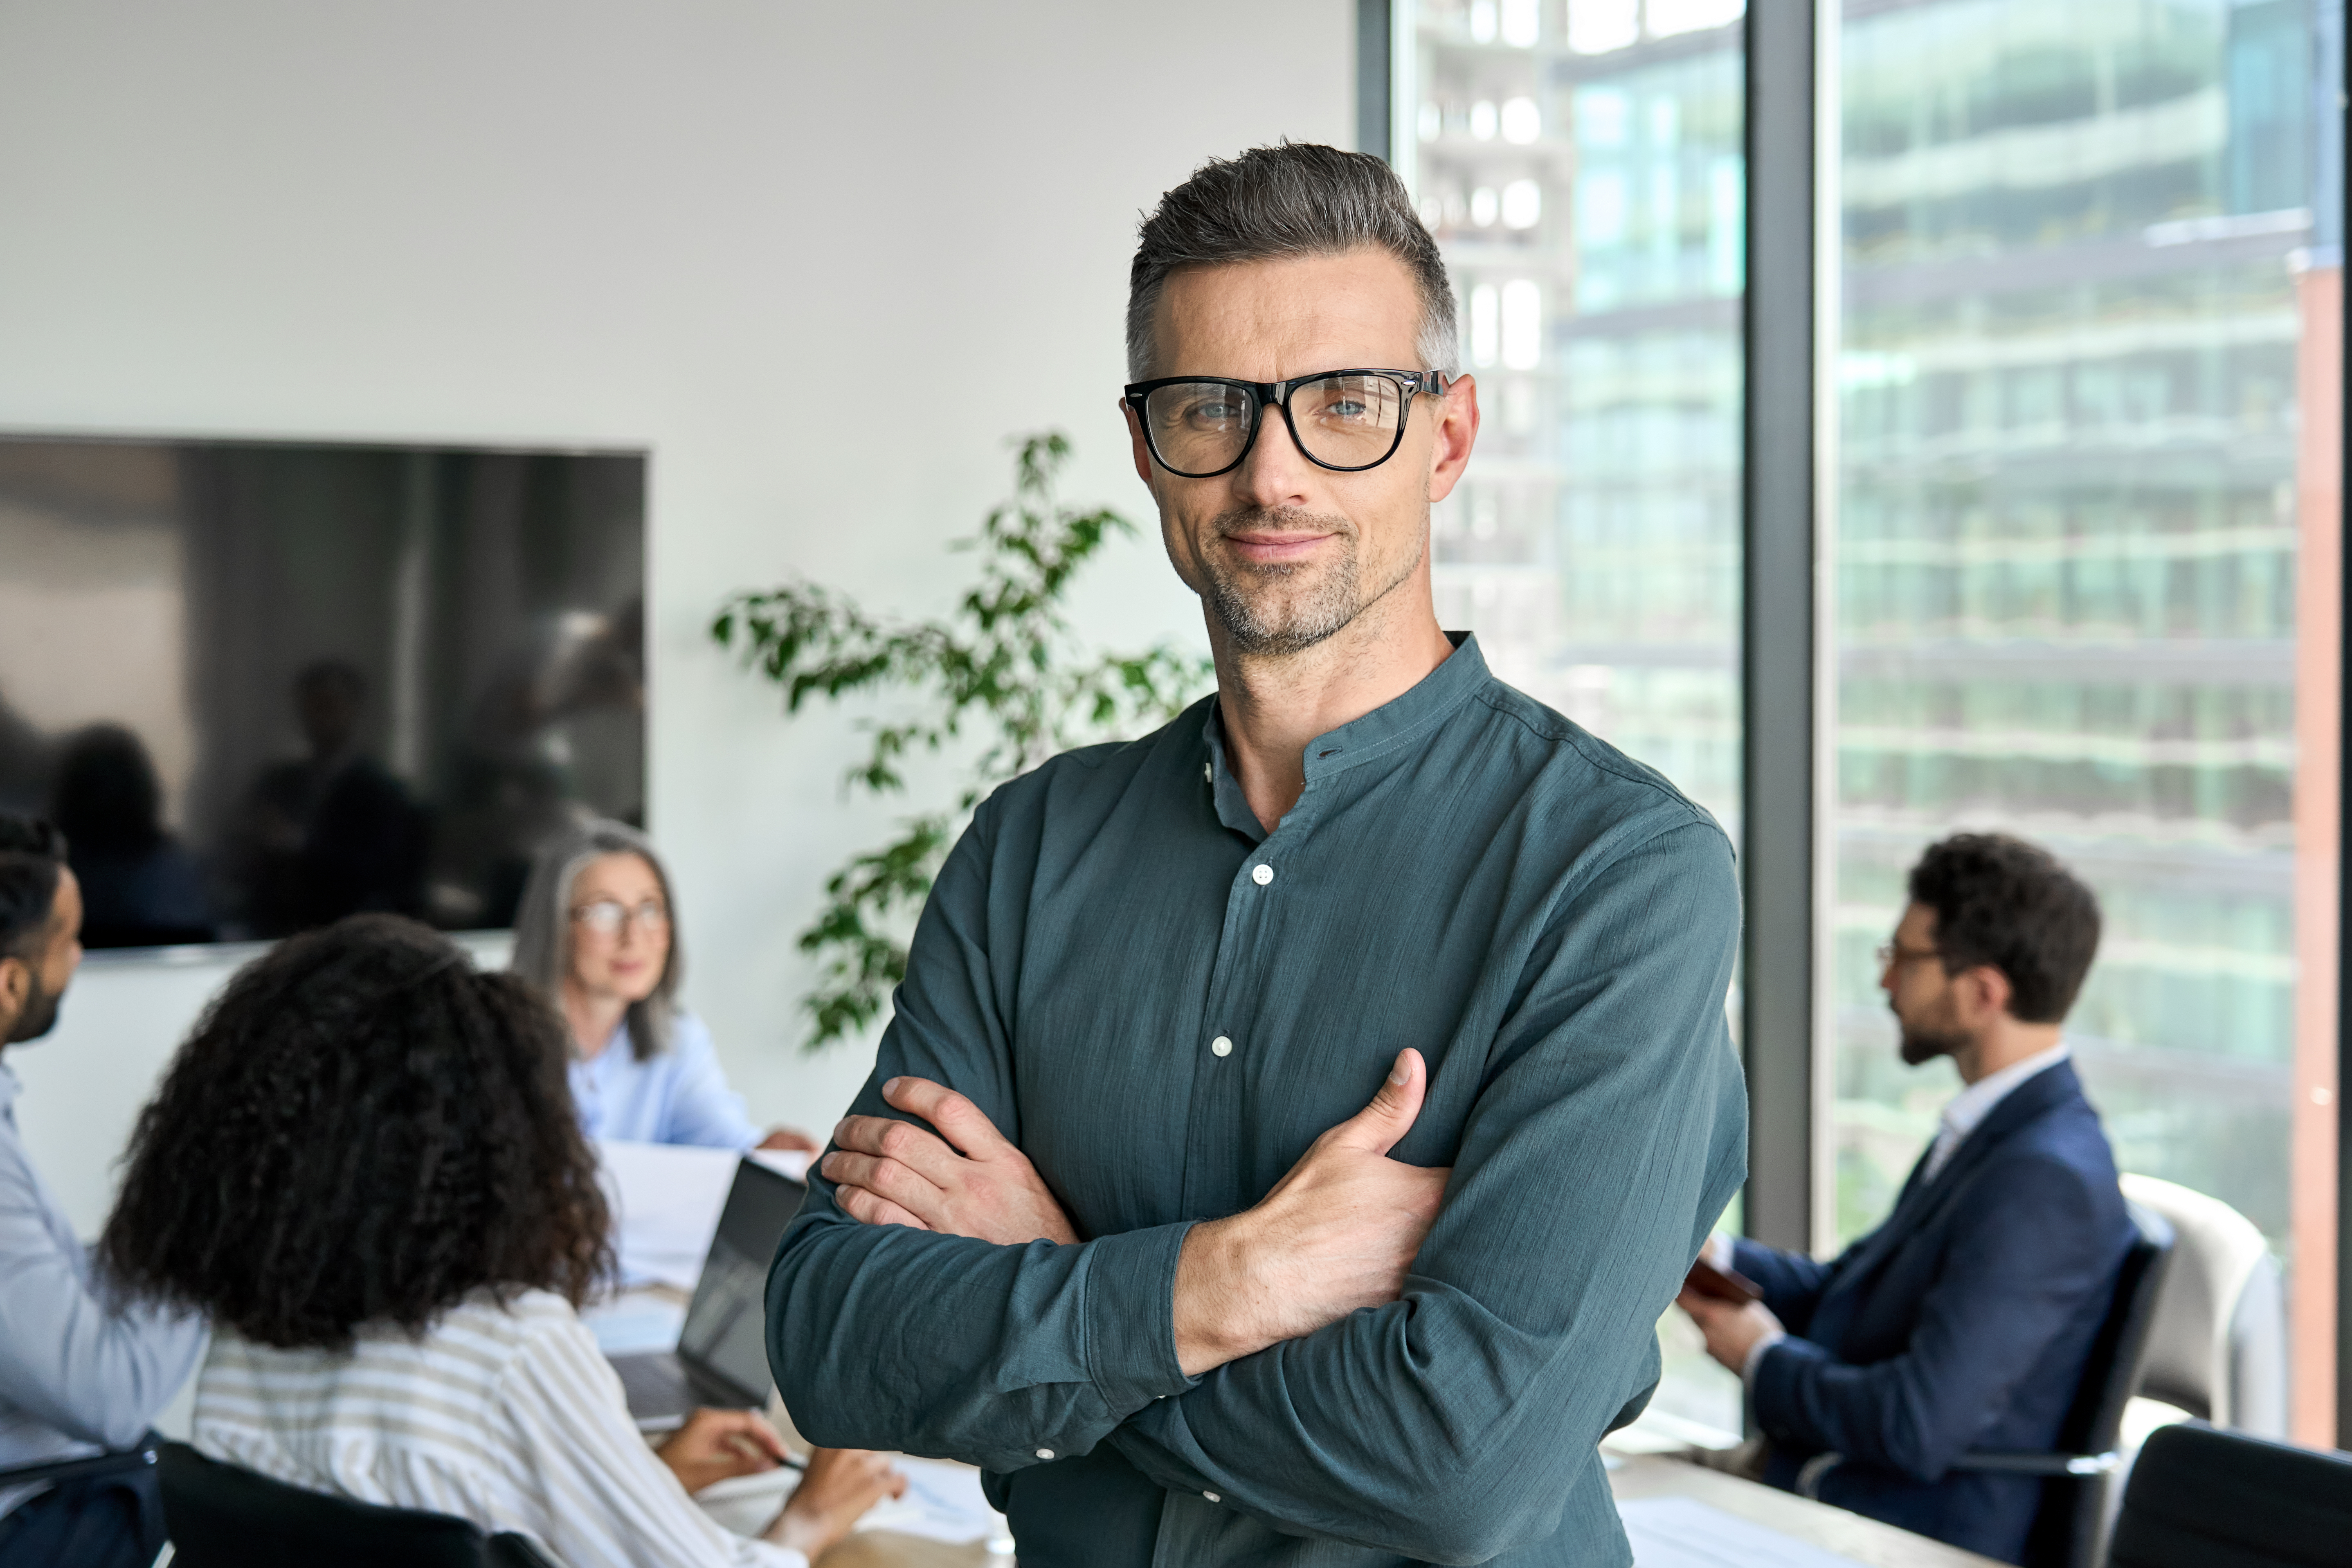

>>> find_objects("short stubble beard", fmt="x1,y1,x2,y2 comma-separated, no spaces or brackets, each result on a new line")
1197,504,1419,658
4,972,60,1044
1895,1000,1970,1068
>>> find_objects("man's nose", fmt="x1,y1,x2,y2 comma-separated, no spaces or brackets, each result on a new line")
1234,402,1319,508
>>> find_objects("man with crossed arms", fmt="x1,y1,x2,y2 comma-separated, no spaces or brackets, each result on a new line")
767,143,1747,1566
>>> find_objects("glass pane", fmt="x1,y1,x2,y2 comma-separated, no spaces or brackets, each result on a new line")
1404,0,1747,1437
1831,0,2343,1442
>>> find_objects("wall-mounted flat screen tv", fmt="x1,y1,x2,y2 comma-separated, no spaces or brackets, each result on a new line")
0,435,645,949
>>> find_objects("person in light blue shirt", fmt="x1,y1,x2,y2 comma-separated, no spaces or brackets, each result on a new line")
510,821,814,1154
0,814,203,1568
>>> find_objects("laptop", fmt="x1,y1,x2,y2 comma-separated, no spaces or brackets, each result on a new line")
608,1155,807,1431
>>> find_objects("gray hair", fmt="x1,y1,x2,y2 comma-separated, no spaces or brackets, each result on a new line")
1126,142,1459,382
509,819,681,1061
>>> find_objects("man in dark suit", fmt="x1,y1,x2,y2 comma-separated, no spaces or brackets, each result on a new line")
1679,832,2132,1565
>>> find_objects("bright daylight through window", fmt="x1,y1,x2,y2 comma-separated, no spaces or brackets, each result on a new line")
1829,0,2343,1445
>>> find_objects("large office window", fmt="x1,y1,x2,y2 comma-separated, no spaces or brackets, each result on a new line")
1399,0,1749,1433
1392,0,2347,1445
1828,0,2344,1442
1405,0,1745,847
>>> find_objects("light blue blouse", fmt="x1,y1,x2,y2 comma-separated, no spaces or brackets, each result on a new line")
566,1010,760,1151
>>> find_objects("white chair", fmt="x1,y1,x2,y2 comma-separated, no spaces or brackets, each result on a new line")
2116,1173,2287,1437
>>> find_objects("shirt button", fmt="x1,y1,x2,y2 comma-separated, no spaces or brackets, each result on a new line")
1204,1491,1221,1503
1251,864,1274,886
1035,1447,1054,1460
1211,1035,1233,1057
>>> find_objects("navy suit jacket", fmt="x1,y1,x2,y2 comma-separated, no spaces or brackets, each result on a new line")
1731,1061,2132,1565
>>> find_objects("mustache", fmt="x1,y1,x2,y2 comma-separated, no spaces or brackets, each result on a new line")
1213,504,1356,542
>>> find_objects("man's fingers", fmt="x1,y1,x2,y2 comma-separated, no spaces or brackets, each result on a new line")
1322,1048,1428,1156
833,1183,931,1231
821,1152,944,1220
832,1114,964,1186
881,1077,1013,1160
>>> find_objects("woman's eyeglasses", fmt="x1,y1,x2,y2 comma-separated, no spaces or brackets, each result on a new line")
571,899,669,938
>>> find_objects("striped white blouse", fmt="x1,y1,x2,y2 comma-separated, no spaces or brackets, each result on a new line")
193,1289,804,1568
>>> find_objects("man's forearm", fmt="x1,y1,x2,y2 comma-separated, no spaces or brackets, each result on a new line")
767,1197,1196,1469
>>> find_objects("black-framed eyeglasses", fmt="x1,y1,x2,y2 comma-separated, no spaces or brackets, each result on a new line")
1876,941,1943,971
1122,368,1451,479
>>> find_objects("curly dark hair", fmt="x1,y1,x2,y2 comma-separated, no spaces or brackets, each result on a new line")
98,914,612,1349
1909,832,2101,1024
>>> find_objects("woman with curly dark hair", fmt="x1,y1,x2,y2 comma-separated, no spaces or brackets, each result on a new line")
98,914,899,1567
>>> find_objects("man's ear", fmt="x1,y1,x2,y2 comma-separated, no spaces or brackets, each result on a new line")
1953,963,2013,1028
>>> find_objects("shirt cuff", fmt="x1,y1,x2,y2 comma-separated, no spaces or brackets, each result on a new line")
1081,1222,1199,1416
1740,1327,1786,1391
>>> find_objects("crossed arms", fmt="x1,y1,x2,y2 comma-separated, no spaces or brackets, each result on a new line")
764,816,1747,1561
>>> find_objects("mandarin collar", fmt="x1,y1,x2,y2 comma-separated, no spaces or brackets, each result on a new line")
1202,632,1489,840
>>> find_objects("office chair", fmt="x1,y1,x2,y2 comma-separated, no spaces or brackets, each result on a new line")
2107,1420,2352,1567
2118,1172,2289,1436
157,1442,558,1568
1944,1199,2174,1568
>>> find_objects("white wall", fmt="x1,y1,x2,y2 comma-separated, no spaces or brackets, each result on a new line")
0,0,1355,1233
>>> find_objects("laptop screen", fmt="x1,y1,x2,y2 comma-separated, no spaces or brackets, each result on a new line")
676,1158,806,1402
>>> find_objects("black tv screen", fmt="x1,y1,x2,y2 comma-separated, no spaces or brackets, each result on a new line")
0,435,645,948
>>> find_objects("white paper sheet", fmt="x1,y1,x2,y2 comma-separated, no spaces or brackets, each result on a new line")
596,1139,739,1289
1618,1497,1871,1568
694,1455,1009,1550
853,1456,1010,1547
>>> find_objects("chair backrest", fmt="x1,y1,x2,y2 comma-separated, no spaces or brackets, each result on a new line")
2108,1421,2352,1568
2021,1199,2174,1568
158,1442,554,1568
2119,1172,2289,1434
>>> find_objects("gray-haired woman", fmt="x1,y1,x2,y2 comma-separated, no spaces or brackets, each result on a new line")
511,821,814,1153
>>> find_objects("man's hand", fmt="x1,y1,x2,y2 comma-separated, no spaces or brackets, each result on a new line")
822,1076,1080,1246
758,1126,820,1154
1172,1048,1450,1377
1677,1287,1785,1375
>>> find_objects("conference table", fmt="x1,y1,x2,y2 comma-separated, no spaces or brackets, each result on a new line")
811,1452,2005,1567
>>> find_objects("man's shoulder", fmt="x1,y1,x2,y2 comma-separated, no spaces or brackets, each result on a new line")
1464,675,1729,855
973,697,1213,821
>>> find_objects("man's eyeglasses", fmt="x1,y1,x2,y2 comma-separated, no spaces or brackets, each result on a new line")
1122,369,1450,479
1876,942,1943,972
572,899,669,938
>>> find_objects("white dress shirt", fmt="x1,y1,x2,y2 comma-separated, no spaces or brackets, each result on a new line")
195,1289,804,1568
0,1060,206,1518
1919,1040,2071,1184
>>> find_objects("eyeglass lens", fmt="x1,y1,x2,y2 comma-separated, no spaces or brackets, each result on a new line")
574,899,668,936
1142,374,1406,476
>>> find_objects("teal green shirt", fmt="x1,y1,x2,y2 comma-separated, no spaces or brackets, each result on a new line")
768,634,1747,1566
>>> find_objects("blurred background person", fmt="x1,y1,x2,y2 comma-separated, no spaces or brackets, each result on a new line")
47,724,211,949
1677,834,2127,1564
96,914,902,1566
510,821,814,1154
0,812,203,1568
227,659,426,936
